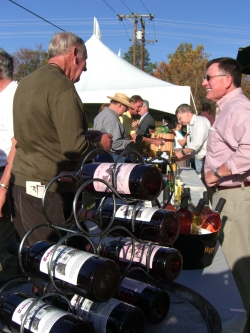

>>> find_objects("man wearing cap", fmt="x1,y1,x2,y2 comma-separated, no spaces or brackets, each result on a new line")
93,93,132,160
94,93,165,160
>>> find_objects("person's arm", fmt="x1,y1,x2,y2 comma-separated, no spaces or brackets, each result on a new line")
53,87,107,160
0,137,16,217
205,163,232,187
142,137,165,146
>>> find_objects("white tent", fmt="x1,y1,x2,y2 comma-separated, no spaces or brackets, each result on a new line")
75,35,191,115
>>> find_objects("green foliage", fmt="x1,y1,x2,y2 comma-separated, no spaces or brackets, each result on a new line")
13,45,48,81
153,125,171,136
154,43,210,110
123,43,157,75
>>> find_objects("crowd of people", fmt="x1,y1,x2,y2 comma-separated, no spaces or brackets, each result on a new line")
1,30,250,331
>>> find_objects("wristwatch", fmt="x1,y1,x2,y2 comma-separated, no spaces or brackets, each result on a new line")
214,167,222,179
181,149,186,156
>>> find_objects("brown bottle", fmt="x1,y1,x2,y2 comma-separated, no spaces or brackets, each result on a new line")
176,193,193,234
201,191,213,220
59,163,163,201
183,187,195,212
79,204,180,245
100,237,183,281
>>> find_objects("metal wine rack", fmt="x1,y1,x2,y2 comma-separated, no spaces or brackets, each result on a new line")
0,148,221,333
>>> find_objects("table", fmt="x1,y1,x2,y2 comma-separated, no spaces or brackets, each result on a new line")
174,168,246,333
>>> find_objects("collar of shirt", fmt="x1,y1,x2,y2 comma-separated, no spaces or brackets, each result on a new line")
140,112,148,122
216,87,243,116
189,114,197,129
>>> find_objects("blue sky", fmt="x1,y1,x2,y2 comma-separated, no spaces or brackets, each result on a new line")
1,0,250,64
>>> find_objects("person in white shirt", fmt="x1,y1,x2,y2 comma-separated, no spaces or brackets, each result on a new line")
0,48,18,279
175,104,210,179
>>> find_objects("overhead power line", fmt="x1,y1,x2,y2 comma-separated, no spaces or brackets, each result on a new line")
8,0,65,31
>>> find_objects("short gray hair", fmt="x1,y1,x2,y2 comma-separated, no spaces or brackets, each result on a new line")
0,48,14,79
175,104,194,116
143,99,149,108
48,32,86,59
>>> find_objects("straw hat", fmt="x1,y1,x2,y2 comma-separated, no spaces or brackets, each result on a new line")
107,92,134,109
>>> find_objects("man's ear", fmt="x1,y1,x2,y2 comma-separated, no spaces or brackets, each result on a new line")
225,75,233,89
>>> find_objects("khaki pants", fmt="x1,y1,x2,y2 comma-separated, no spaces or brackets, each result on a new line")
213,185,250,314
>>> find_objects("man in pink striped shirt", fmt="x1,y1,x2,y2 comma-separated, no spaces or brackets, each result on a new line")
203,57,250,324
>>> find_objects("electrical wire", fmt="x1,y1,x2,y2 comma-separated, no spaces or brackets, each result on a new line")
139,0,150,14
120,0,133,14
8,0,65,31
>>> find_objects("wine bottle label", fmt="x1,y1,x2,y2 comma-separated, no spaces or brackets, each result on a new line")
12,298,66,333
40,245,97,285
116,205,157,222
121,277,147,293
93,163,137,194
71,295,122,333
119,242,161,268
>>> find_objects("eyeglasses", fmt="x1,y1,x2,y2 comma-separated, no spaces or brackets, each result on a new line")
203,74,227,81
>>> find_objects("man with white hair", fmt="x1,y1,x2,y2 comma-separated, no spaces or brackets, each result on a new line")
9,32,112,246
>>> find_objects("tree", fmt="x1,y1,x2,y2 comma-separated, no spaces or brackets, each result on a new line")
13,45,48,81
241,74,250,99
154,43,210,110
123,43,157,75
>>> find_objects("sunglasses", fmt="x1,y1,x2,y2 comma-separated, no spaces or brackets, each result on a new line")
203,74,227,81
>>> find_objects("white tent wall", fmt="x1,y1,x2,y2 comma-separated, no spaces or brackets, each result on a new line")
75,35,191,123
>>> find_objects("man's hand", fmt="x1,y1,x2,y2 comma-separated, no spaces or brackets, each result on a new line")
205,170,220,187
154,138,165,146
132,120,139,130
95,133,113,151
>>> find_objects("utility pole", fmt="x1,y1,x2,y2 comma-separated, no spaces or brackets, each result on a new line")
133,15,138,66
140,18,145,71
117,13,157,69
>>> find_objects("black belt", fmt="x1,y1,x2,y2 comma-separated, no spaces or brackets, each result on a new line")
0,166,5,172
217,181,250,191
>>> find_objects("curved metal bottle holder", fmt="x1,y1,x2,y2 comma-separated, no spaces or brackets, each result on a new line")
19,293,73,333
95,225,161,283
149,155,174,208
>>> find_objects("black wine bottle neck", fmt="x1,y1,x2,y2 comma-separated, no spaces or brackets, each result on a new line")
183,187,191,202
194,198,206,215
203,191,209,205
180,194,189,209
214,198,226,213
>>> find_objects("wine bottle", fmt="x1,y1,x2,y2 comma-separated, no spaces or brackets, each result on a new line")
176,193,193,234
70,294,145,333
166,171,173,192
191,198,206,234
169,149,177,175
7,241,120,302
201,198,226,232
79,203,180,245
0,292,93,333
174,167,183,208
59,163,163,201
116,277,170,324
201,191,213,220
99,238,183,280
161,186,176,212
183,187,195,212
